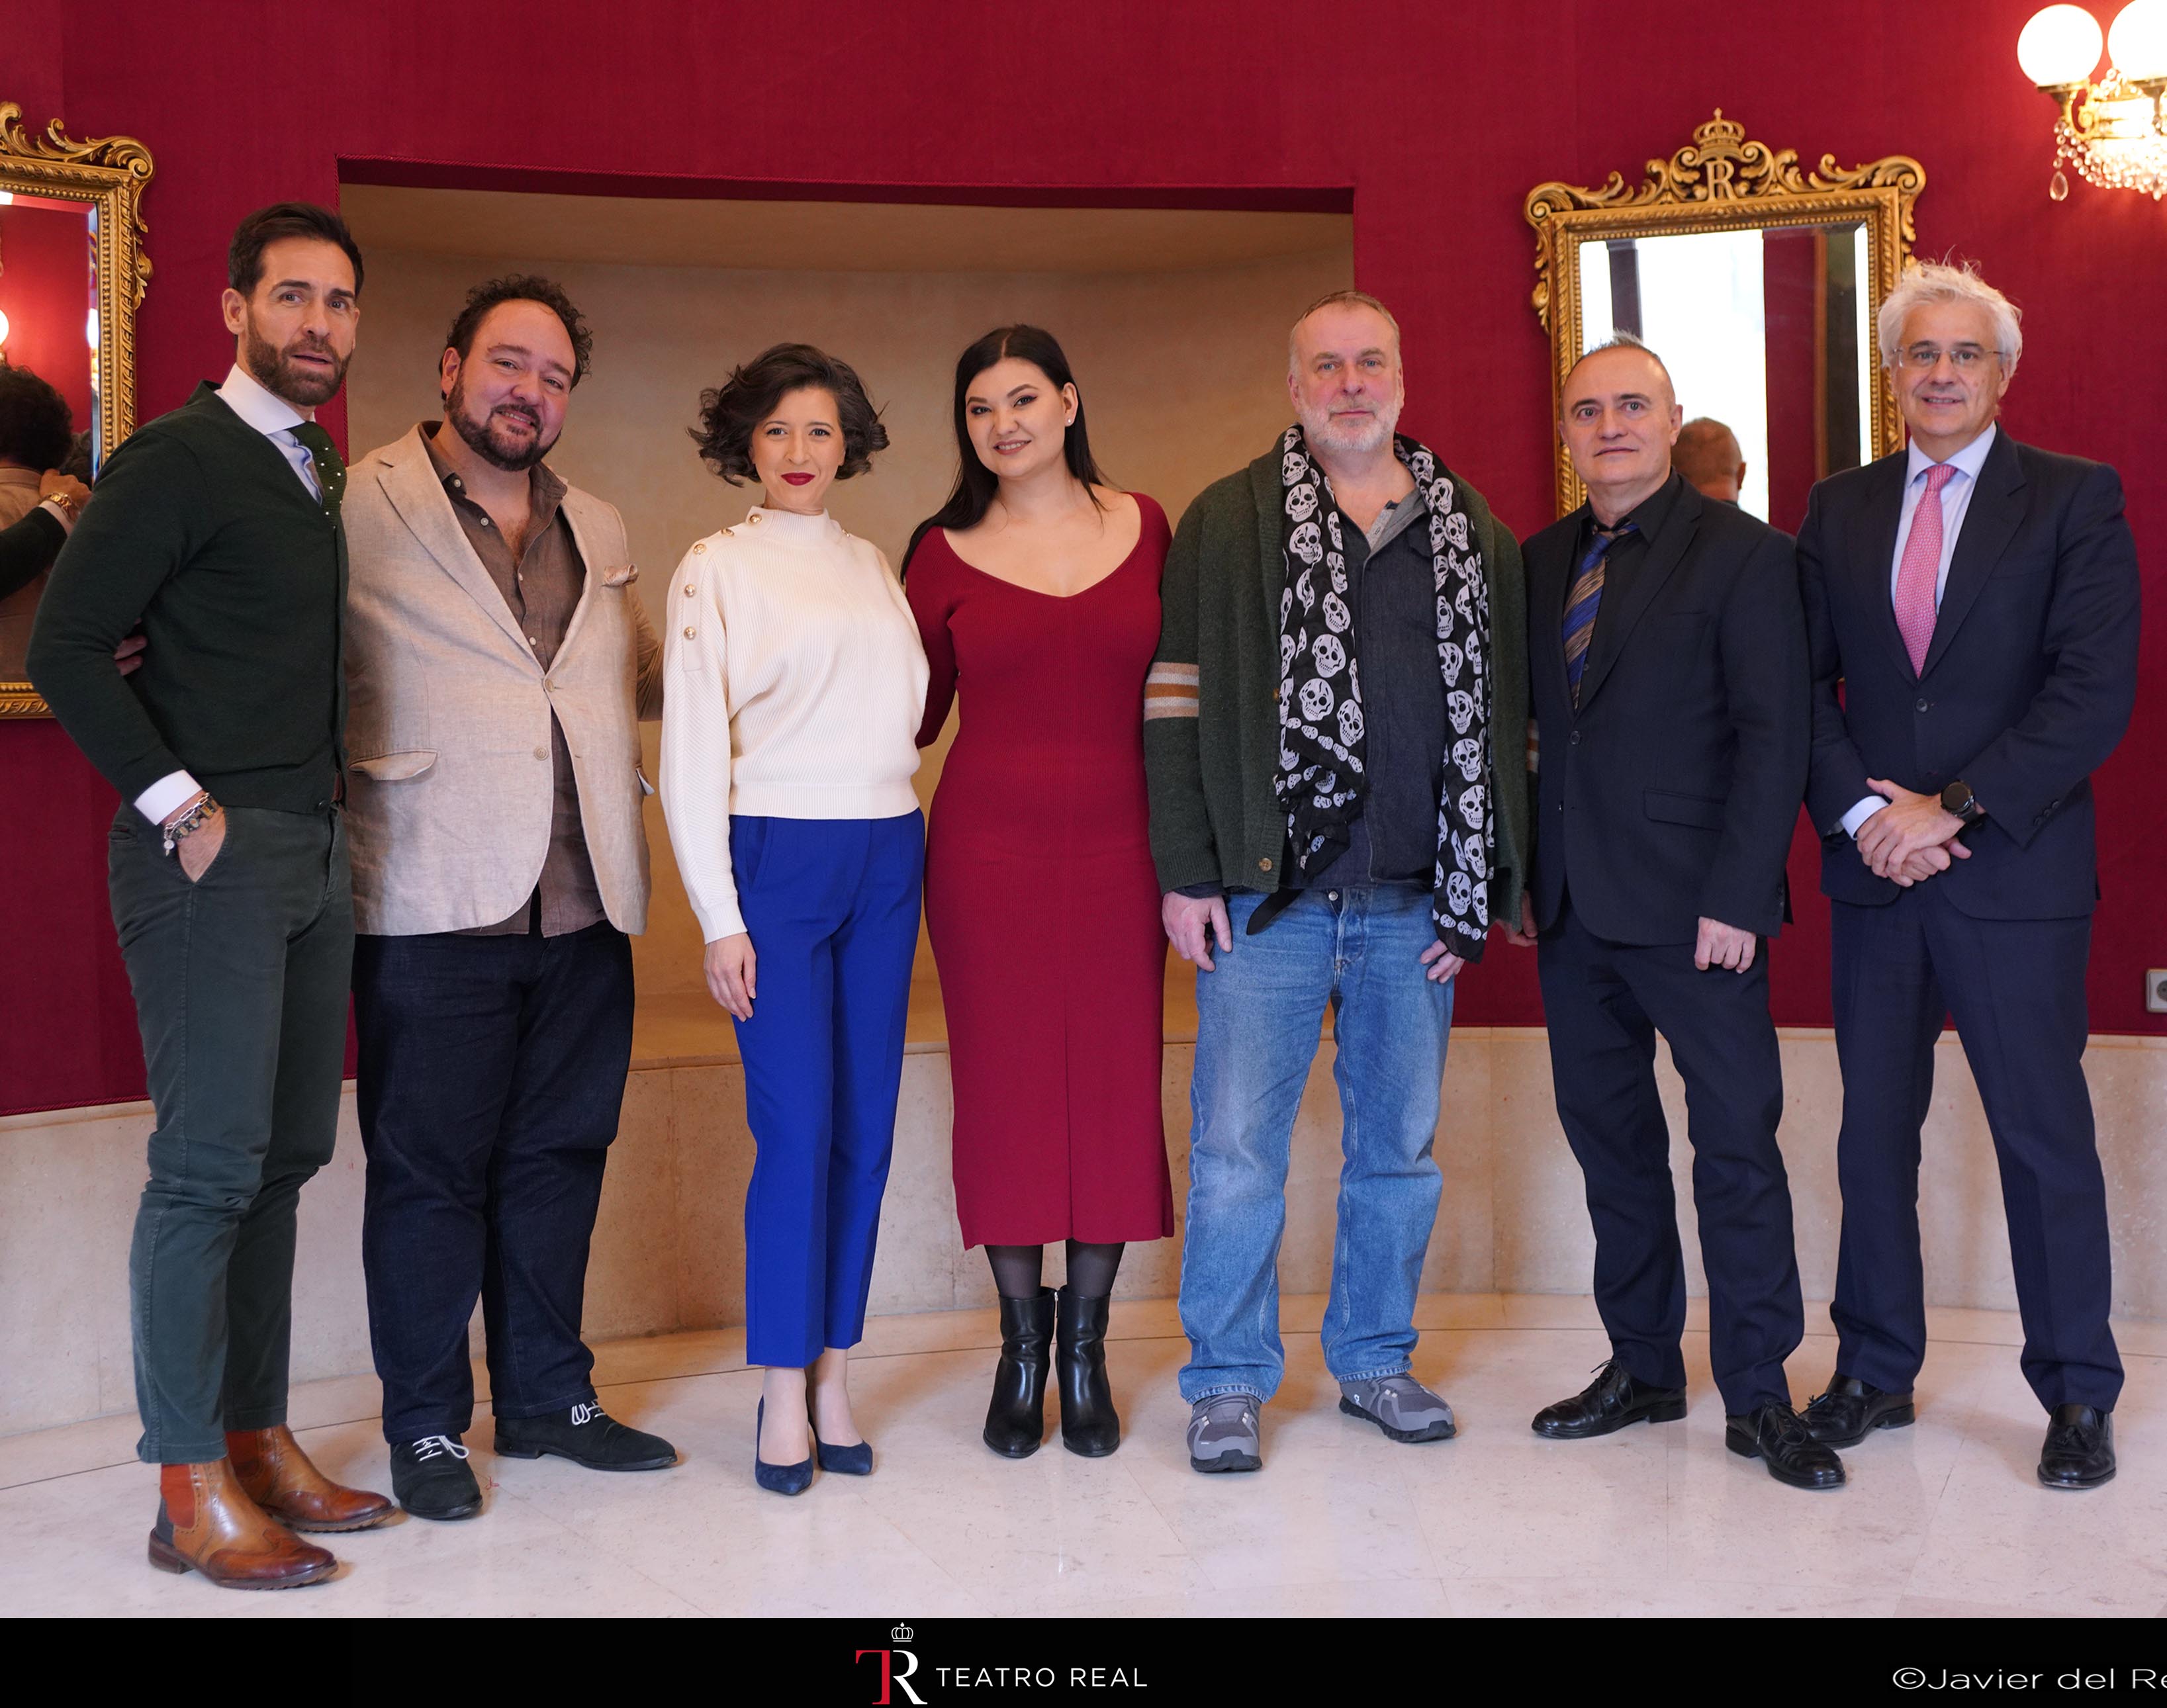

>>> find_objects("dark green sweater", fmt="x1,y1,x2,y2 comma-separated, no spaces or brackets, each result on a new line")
1144,445,1530,945
28,383,346,814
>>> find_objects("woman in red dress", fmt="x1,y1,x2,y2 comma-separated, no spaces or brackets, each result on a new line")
905,326,1174,1461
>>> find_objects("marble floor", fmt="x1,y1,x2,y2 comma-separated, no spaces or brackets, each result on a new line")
5,1293,2165,1619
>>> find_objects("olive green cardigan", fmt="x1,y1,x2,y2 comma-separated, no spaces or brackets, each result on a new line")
1143,445,1529,950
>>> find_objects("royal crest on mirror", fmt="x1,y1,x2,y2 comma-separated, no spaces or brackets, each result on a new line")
1526,111,1924,519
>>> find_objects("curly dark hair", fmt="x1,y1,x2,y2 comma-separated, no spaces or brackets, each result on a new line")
690,343,888,485
444,274,594,388
0,363,75,470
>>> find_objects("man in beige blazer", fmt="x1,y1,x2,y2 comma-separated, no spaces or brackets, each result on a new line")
342,277,674,1521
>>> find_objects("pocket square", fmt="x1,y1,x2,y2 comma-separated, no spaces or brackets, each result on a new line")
601,562,638,588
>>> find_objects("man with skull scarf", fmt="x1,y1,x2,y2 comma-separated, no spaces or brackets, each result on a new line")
1144,291,1528,1474
1516,336,1832,1490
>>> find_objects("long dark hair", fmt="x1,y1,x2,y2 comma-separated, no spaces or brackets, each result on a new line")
901,325,1108,575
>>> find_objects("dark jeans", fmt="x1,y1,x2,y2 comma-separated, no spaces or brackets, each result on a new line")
353,920,634,1443
1830,885,2120,1412
1537,899,1804,1416
108,805,353,1465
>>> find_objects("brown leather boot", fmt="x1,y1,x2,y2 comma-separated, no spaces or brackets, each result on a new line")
147,1460,338,1589
227,1424,396,1533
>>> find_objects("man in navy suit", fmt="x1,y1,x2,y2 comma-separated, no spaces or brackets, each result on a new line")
1517,336,1837,1491
1797,262,2140,1490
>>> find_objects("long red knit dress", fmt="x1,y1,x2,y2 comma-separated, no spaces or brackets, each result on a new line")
907,495,1176,1249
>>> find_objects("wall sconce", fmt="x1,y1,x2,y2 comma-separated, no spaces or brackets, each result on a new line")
2019,1,2167,199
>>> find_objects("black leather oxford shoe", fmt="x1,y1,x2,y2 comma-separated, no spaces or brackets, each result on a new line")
1801,1374,1916,1447
2037,1404,2115,1490
1531,1357,1686,1440
1726,1402,1847,1490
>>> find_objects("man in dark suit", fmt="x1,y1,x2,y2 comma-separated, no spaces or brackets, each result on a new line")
1797,263,2139,1490
1516,336,1837,1490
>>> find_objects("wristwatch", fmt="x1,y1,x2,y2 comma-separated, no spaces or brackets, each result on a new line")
1939,780,1986,825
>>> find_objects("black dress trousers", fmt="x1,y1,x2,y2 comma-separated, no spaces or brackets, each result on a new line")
1537,901,1804,1415
1828,882,2121,1412
353,920,635,1443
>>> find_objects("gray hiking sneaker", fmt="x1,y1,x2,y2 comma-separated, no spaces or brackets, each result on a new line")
1186,1393,1264,1473
1339,1374,1457,1443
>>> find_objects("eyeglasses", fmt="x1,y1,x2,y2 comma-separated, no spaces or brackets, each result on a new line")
1896,343,1998,373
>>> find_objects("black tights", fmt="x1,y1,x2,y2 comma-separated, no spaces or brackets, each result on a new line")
986,1241,1124,1300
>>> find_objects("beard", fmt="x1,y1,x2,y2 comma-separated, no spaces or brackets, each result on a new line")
242,317,348,408
445,371,556,472
1297,393,1401,458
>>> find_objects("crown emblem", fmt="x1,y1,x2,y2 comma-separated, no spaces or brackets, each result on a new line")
890,1623,914,1644
1692,109,1747,156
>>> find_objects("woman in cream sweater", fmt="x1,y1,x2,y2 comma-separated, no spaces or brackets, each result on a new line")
660,344,928,1497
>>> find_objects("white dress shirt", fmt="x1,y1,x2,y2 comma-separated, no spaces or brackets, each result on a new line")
1840,423,2000,838
134,365,325,825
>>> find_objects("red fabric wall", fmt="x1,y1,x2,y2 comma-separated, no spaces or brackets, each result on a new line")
3,0,2161,1114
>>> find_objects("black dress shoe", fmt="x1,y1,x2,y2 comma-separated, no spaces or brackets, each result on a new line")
1055,1284,1121,1458
1726,1402,1847,1490
1531,1357,1686,1440
492,1402,678,1472
389,1433,483,1521
984,1290,1054,1459
2038,1404,2115,1490
1801,1374,1915,1447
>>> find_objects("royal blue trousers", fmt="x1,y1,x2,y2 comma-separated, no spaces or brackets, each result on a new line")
730,812,923,1369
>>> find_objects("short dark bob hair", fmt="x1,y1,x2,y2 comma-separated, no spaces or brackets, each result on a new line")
228,201,365,298
0,363,75,471
444,275,593,388
690,343,887,485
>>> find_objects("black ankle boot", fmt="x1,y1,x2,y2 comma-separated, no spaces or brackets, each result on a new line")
984,1289,1054,1459
1056,1284,1120,1457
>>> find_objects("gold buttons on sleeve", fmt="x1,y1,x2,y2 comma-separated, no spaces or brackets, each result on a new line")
683,627,696,639
1259,858,1273,871
684,585,696,597
692,541,706,554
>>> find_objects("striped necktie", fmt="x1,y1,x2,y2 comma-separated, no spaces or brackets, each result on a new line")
1563,519,1635,708
290,422,346,521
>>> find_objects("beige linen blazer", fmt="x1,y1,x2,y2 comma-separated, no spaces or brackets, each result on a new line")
343,426,664,936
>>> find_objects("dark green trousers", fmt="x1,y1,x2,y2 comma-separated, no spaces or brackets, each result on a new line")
107,804,353,1464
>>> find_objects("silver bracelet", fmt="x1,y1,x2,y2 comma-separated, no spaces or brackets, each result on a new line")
161,793,218,858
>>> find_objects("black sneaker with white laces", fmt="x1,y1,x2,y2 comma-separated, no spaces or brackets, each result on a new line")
390,1433,483,1520
492,1401,678,1472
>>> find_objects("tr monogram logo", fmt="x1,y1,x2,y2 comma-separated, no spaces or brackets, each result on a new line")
853,1646,925,1706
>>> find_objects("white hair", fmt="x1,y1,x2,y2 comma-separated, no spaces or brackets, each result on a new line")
1876,261,2023,373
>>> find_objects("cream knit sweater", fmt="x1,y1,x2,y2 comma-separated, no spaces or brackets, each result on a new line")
659,506,929,943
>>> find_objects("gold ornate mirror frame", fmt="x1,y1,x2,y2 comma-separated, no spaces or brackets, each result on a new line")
0,103,154,718
1526,111,1922,517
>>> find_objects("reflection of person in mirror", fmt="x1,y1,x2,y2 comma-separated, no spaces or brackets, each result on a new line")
341,275,674,1521
0,363,87,676
1675,416,1746,506
1518,334,1831,1491
28,201,397,1591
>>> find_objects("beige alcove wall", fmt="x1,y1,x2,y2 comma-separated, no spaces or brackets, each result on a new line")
340,186,1356,1003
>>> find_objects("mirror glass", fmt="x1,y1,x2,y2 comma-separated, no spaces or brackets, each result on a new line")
0,189,100,682
1573,220,1873,526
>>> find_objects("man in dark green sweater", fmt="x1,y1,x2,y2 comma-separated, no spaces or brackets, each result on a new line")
1144,291,1528,1474
28,202,394,1589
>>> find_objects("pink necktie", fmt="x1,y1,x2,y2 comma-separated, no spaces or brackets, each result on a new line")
1894,462,1957,676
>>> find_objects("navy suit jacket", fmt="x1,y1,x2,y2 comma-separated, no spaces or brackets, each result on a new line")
1525,477,1808,945
1799,429,2140,919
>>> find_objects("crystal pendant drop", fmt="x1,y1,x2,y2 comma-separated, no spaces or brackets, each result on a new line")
2050,168,2070,202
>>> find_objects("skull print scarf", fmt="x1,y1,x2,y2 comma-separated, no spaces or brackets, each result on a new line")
1273,424,1494,956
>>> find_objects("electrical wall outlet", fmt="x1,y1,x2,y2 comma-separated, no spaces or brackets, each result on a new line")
2149,971,2167,1014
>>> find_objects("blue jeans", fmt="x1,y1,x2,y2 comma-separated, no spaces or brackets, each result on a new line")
1178,885,1453,1403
